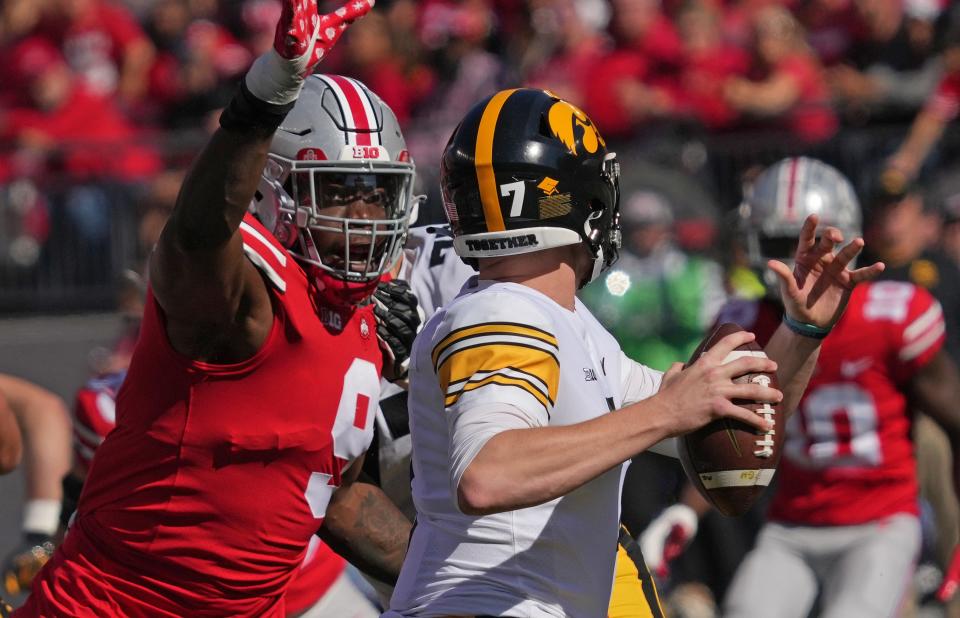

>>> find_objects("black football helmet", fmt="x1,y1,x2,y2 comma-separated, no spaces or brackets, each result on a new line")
440,88,621,287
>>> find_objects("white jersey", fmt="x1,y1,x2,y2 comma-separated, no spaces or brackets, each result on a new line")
375,225,476,518
388,280,662,618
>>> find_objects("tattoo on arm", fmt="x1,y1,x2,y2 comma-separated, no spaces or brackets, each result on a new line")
318,482,412,585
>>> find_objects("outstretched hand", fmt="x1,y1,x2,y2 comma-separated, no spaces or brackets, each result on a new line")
769,214,885,330
274,0,374,74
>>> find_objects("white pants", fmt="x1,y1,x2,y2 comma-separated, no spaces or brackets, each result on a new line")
723,514,920,618
294,570,381,618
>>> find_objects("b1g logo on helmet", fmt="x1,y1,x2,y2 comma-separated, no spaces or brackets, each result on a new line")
547,101,605,156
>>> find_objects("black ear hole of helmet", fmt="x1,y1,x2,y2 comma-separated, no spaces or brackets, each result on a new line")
538,114,553,139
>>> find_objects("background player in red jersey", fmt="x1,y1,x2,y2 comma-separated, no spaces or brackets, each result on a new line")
650,157,960,617
16,1,416,616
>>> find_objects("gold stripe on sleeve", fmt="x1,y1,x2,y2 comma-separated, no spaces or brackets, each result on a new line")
432,322,558,369
438,343,560,407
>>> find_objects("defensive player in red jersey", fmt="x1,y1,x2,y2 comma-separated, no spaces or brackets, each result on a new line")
16,1,416,616
666,157,960,617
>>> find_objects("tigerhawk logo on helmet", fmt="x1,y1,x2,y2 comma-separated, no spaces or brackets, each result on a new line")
440,88,621,288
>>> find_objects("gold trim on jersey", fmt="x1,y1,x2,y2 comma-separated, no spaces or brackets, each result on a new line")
432,321,558,369
445,371,553,409
475,89,518,232
435,327,560,413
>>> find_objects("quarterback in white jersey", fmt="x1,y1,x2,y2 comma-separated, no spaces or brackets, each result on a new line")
373,224,476,518
388,88,882,617
394,281,662,616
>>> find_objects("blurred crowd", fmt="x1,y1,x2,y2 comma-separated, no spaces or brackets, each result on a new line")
1,0,959,183
6,1,960,615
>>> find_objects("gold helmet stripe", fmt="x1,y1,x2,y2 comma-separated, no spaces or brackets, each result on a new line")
475,88,518,232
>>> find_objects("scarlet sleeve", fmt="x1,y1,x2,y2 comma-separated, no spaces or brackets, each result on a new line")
893,285,946,380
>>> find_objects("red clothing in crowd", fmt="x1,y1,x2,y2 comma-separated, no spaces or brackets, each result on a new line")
584,47,653,136
774,53,837,142
926,70,960,123
2,87,161,182
677,44,751,129
38,0,148,97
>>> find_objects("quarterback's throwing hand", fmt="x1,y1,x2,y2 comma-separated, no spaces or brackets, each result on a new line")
654,331,780,436
769,214,884,329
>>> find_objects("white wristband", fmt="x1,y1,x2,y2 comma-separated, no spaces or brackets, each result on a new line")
22,499,61,537
664,503,699,536
245,49,308,106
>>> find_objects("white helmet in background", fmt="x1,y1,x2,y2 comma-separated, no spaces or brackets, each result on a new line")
739,157,861,288
252,74,417,307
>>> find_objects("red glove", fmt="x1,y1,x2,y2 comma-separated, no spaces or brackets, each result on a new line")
938,545,960,603
247,0,374,105
273,0,373,68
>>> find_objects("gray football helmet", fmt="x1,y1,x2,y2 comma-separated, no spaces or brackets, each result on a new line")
252,74,417,304
739,157,861,288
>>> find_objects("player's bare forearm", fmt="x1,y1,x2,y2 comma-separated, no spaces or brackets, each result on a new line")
0,375,70,498
909,351,960,502
763,322,821,417
893,110,948,178
152,127,272,311
460,332,778,515
319,481,412,585
459,403,675,515
0,394,21,475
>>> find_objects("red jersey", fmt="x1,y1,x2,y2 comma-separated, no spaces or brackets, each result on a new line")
72,370,124,475
71,367,345,615
716,282,945,526
20,214,381,617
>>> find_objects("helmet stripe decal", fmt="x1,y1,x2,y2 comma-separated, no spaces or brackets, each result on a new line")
786,157,800,221
316,75,354,145
475,89,518,232
328,75,372,145
346,76,382,146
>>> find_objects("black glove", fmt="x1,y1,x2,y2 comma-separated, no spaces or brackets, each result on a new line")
2,533,55,596
373,279,422,380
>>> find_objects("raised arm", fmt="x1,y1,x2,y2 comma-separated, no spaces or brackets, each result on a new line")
149,0,372,360
764,214,884,415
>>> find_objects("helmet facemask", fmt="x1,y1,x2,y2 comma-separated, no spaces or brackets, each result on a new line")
581,153,622,288
261,154,415,305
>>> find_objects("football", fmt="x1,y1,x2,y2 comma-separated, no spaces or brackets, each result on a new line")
678,323,783,516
